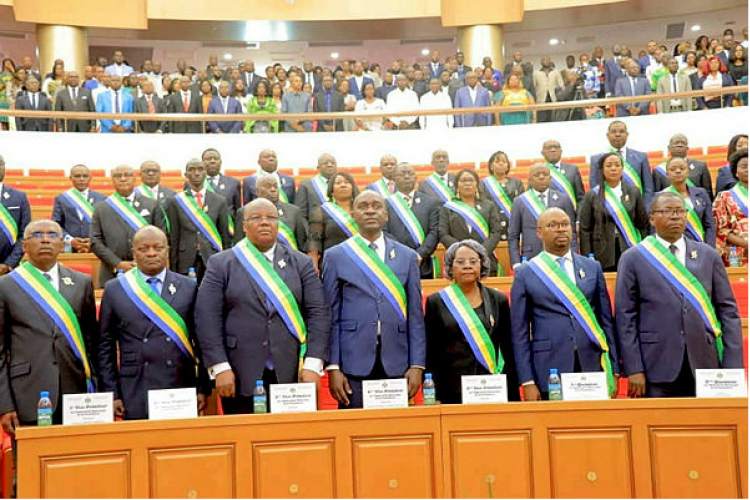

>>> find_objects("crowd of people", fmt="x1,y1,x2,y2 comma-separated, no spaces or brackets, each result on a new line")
0,27,747,132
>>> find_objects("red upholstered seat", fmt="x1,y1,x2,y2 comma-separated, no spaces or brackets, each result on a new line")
28,169,64,177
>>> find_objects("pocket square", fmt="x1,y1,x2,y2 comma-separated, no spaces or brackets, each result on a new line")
140,209,150,216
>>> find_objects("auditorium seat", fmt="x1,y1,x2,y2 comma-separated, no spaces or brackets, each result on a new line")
687,147,704,157
28,169,65,177
707,145,729,156
646,151,664,160
225,169,254,178
732,281,748,317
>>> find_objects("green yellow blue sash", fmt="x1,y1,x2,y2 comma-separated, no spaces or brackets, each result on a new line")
277,220,298,250
730,184,748,217
438,284,504,374
11,263,93,392
105,193,148,232
387,194,441,278
482,177,513,218
444,200,489,241
232,238,307,360
546,162,577,210
174,192,223,251
136,185,157,199
204,179,235,237
0,201,18,245
367,179,392,197
598,185,642,247
654,162,695,187
611,148,643,193
636,236,724,362
341,234,407,323
665,186,704,242
119,269,196,362
424,173,453,203
527,253,616,395
518,190,546,221
321,201,359,237
311,175,328,204
62,189,94,222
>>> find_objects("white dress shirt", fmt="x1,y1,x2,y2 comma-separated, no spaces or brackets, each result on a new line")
33,263,60,291
609,182,622,199
419,90,454,129
544,249,576,282
386,87,419,125
654,234,686,266
467,85,478,104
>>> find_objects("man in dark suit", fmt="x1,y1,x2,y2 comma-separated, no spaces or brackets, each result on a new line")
541,139,585,206
427,51,445,80
313,75,345,132
90,165,167,287
241,59,262,95
375,70,396,101
14,76,52,132
503,50,525,81
511,208,618,400
614,60,651,117
385,163,440,279
166,76,202,133
136,160,176,206
202,148,241,216
615,192,743,398
98,226,211,420
167,159,230,281
0,219,97,431
54,71,95,132
323,191,426,409
242,149,295,205
301,60,321,93
0,156,31,275
295,153,337,221
207,81,243,133
348,61,374,101
652,134,713,199
509,164,578,268
590,120,654,206
51,164,106,253
604,44,626,97
439,67,462,104
196,198,330,414
417,149,455,204
133,80,166,133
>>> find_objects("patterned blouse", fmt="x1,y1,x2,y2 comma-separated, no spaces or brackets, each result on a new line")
712,189,748,266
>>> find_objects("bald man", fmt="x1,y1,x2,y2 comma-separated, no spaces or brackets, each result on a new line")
242,149,296,205
294,153,337,220
652,134,713,199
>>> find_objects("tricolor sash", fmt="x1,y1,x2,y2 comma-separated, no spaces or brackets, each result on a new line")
232,238,307,359
636,236,724,362
598,185,642,248
105,193,148,232
340,234,407,323
120,269,196,362
730,184,748,217
654,162,695,187
518,190,546,221
482,177,513,218
321,201,359,237
277,220,298,250
311,175,328,204
444,200,489,241
387,194,425,246
173,192,223,251
438,284,504,374
0,202,17,245
136,184,157,199
11,263,93,392
665,186,704,242
424,174,453,203
368,179,392,197
546,163,578,209
611,149,643,193
527,253,616,395
204,180,235,237
62,189,94,222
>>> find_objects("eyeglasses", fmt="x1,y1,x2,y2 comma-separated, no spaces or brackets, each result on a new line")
112,172,134,179
245,215,279,223
454,258,480,266
539,221,572,230
28,232,61,240
70,174,90,179
652,209,688,217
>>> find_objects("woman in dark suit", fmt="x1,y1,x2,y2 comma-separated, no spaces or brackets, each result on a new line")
662,156,716,247
425,240,519,404
439,169,506,276
579,152,649,272
480,150,525,220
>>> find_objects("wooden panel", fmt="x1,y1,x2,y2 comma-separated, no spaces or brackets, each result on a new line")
352,436,435,498
449,431,533,498
650,427,742,498
548,429,634,498
41,452,130,498
253,440,335,498
14,0,147,29
149,445,235,498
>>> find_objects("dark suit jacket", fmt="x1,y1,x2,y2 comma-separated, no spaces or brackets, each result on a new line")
550,163,585,205
322,236,425,377
51,189,107,239
479,177,525,207
439,201,507,275
579,184,649,269
242,173,296,205
0,186,31,267
241,72,262,95
427,62,445,80
54,86,95,132
453,86,493,127
89,195,167,286
195,175,242,216
233,201,308,250
590,148,654,206
508,189,577,266
167,191,231,274
652,159,714,199
425,285,520,403
133,94,167,133
715,165,736,193
615,239,743,382
604,57,625,95
196,245,331,396
136,184,177,207
375,84,395,101
417,173,456,203
313,89,345,131
14,92,53,131
412,80,428,98
98,270,210,420
614,75,651,116
0,266,97,423
385,192,440,278
294,177,328,220
207,96,243,133
166,90,203,133
348,75,374,100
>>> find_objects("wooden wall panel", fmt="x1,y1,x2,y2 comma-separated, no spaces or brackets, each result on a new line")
252,440,336,498
352,436,435,498
40,452,130,499
148,445,235,498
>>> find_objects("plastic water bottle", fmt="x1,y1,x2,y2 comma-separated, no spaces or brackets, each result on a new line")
422,373,436,405
116,269,124,278
63,236,73,253
37,391,53,426
253,380,267,414
729,247,740,268
548,369,563,401
521,256,528,264
188,267,197,281
588,253,596,260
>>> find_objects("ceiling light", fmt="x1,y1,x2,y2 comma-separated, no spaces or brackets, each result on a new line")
691,24,701,32
223,53,233,60
330,52,339,60
549,38,559,46
421,48,430,56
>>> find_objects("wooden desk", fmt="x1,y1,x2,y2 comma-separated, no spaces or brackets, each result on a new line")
16,399,747,498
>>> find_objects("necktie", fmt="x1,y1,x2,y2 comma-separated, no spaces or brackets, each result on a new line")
211,177,219,189
325,91,332,112
71,87,77,101
195,192,203,208
148,97,155,114
630,77,636,96
388,181,396,193
403,194,411,207
556,257,566,269
42,272,52,283
114,91,120,113
369,242,379,260
669,244,678,257
183,92,189,112
671,75,677,93
222,98,228,113
539,192,546,207
146,277,160,295
31,93,36,109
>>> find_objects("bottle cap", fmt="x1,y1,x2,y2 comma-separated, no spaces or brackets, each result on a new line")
40,391,49,398
550,368,558,374
425,373,432,379
255,380,263,386
189,267,195,271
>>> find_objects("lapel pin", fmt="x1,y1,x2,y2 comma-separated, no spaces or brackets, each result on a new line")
689,163,695,170
134,200,140,208
552,193,559,200
624,194,630,202
690,250,698,260
281,178,286,185
560,168,566,174
476,204,482,210
2,192,8,200
389,249,396,260
278,259,287,268
579,268,586,279
140,209,150,216
278,209,284,217
168,283,176,295
415,197,421,204
89,198,94,204
501,221,507,227
203,205,209,212
159,192,164,198
219,184,225,190
62,277,74,286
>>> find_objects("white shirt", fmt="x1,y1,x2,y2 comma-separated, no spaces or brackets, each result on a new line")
419,91,454,129
365,233,387,262
467,85,478,104
544,250,576,283
535,188,551,207
654,234,686,266
33,263,60,291
609,182,623,199
386,87,419,124
75,188,90,220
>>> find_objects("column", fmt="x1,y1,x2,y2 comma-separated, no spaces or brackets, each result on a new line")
35,24,88,79
457,24,504,72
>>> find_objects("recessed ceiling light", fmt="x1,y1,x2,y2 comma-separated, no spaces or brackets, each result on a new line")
223,53,233,60
421,48,430,56
549,38,559,46
330,52,339,60
691,24,701,32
